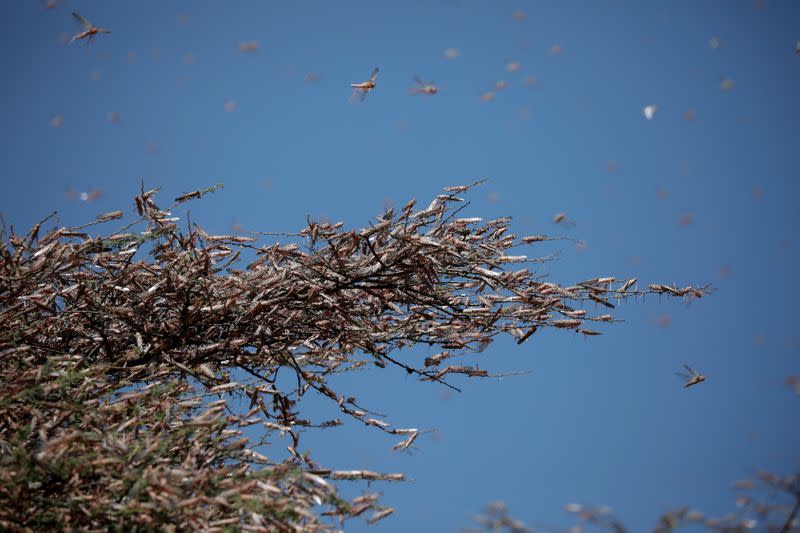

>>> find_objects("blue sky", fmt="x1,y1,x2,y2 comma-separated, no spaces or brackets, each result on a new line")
1,1,799,531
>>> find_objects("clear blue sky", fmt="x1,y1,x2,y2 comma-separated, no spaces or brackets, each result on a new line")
1,1,799,531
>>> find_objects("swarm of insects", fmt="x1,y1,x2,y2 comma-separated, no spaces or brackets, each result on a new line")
0,181,715,530
350,67,379,102
69,12,111,45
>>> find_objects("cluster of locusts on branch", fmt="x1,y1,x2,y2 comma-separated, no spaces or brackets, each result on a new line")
1,179,711,529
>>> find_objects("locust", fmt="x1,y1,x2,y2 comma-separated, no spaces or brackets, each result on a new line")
350,67,379,102
678,364,705,389
553,213,576,228
410,75,438,95
70,12,111,45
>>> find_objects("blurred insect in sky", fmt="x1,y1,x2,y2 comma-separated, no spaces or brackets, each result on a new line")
553,213,576,228
238,41,259,53
443,48,461,60
785,375,800,395
643,104,658,120
720,77,734,91
350,67,379,102
795,41,800,55
410,76,438,95
678,365,705,388
70,12,111,45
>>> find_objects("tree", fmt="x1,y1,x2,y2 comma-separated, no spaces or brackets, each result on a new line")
0,181,708,531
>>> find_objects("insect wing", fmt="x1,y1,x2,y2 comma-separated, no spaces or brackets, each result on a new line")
369,67,379,83
350,88,367,103
684,364,700,377
72,12,93,29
